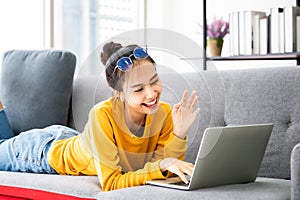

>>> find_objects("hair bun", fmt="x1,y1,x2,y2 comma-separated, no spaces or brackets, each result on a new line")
100,42,123,65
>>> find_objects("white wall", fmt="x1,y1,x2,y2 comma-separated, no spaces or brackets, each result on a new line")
146,0,298,70
0,0,44,96
0,0,44,64
146,0,203,46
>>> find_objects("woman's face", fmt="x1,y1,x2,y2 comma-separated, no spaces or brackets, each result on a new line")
122,60,162,117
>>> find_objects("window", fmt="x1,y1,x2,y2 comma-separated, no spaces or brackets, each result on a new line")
53,0,144,72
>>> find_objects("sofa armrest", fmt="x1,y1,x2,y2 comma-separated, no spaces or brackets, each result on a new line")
291,142,300,200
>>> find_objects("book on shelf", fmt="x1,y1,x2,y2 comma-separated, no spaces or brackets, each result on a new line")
242,10,266,55
229,12,240,56
270,7,285,54
238,11,246,55
233,10,266,56
228,6,300,57
284,6,300,52
252,12,267,54
279,10,285,53
229,12,234,56
229,10,267,56
297,16,300,52
259,17,268,54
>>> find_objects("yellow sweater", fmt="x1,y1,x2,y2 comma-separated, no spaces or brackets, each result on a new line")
47,97,187,191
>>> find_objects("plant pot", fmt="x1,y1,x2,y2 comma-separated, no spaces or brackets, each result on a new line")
207,38,223,57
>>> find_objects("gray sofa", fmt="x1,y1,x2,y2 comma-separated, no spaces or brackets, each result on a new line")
0,50,299,200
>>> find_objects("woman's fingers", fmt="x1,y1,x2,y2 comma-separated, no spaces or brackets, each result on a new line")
180,90,188,106
190,94,199,110
183,162,194,175
186,91,196,109
194,107,201,115
175,162,194,184
160,158,195,184
181,90,199,111
173,102,181,112
178,170,189,184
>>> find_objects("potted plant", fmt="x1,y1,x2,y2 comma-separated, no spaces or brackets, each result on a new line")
206,17,229,57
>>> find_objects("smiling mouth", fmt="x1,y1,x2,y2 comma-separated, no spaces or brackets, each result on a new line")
142,98,158,108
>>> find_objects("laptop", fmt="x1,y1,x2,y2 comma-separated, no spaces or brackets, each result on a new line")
146,123,273,190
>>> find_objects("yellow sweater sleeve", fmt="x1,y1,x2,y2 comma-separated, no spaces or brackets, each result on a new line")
95,159,165,191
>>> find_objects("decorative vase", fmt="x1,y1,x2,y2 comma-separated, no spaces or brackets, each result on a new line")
207,38,224,57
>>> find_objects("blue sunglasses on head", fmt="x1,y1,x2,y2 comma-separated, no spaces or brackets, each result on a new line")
115,47,148,72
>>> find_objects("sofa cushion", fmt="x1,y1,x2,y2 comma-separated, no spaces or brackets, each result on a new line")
0,50,76,134
94,177,290,200
0,171,290,200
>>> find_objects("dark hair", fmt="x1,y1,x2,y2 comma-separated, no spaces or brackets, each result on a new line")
100,42,156,91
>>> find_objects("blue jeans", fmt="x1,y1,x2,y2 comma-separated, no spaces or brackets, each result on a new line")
0,125,79,173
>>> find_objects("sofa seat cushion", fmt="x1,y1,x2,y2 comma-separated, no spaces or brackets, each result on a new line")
96,177,290,200
0,50,76,134
0,171,290,199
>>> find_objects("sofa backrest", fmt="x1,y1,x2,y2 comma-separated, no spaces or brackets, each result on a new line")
70,65,300,180
220,66,300,179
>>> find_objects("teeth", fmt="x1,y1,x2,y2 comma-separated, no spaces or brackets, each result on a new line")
145,99,156,106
